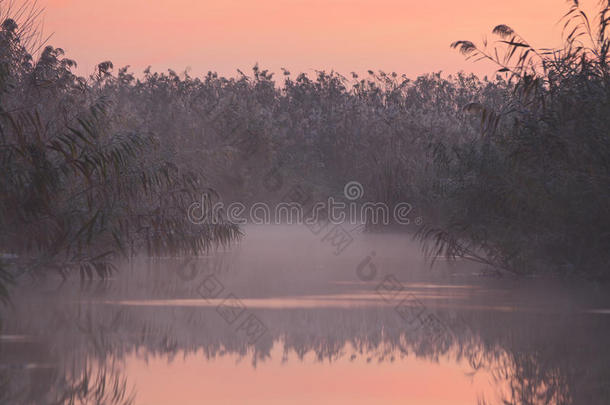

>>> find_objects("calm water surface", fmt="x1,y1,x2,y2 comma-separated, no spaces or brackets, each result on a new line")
2,226,609,404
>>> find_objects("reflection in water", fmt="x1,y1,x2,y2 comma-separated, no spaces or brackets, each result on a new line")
1,226,609,404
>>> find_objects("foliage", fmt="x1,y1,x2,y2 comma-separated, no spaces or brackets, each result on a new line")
2,0,608,292
0,3,240,301
418,0,610,277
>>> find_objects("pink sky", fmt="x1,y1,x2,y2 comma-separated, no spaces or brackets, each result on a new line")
37,0,578,78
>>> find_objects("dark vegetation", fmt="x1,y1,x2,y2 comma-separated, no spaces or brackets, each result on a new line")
0,1,240,302
0,0,608,301
421,0,610,277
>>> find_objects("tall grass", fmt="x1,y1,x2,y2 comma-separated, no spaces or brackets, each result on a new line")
417,0,610,277
0,2,240,301
1,0,608,297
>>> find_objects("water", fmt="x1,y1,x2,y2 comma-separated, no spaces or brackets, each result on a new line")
1,225,609,404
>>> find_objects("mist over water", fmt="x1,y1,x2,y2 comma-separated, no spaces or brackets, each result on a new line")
2,0,610,403
2,225,609,404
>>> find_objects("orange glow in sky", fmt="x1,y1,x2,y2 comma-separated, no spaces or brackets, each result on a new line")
38,0,578,78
